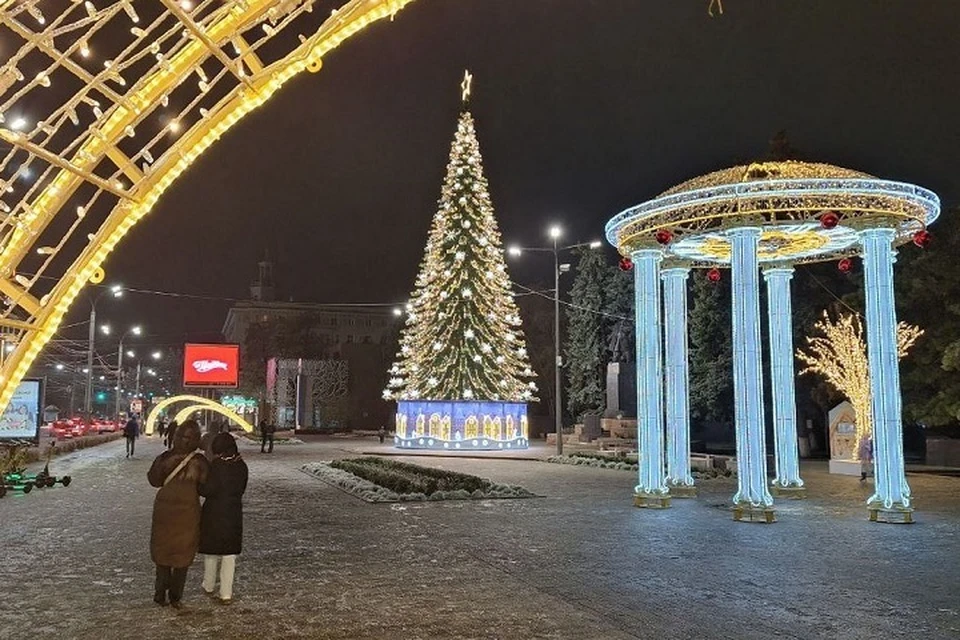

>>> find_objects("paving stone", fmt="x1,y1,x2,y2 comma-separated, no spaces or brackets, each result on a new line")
0,437,958,639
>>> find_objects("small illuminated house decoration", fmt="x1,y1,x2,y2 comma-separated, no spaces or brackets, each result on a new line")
384,74,536,450
606,161,939,523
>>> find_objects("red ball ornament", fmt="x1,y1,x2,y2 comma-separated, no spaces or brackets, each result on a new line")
655,229,673,245
913,229,932,248
837,258,852,273
618,256,634,272
820,211,840,229
706,268,721,283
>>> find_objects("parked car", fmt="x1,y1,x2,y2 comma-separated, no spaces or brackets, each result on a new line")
50,419,77,439
93,418,120,434
50,418,96,439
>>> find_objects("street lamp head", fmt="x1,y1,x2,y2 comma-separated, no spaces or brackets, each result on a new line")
55,363,64,370
100,324,111,335
131,326,142,336
392,307,403,317
548,226,562,240
126,350,135,358
507,245,522,257
589,240,602,249
151,351,162,360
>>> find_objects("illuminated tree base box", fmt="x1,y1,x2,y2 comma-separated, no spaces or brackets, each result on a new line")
395,400,529,450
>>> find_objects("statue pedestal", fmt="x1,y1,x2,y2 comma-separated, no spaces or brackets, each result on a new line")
603,362,636,418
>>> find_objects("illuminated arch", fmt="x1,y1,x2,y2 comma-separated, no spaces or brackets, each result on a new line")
172,403,254,433
145,393,253,434
0,0,419,413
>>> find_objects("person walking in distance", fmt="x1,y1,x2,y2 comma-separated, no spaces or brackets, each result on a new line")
147,420,209,608
378,425,386,444
200,433,248,605
859,435,874,483
259,419,275,454
124,414,139,458
165,420,178,449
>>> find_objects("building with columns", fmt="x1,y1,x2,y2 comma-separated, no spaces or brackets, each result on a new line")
605,161,939,523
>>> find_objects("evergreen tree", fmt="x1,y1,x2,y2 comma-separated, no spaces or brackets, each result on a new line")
564,247,606,420
688,271,734,427
384,111,537,402
895,206,960,425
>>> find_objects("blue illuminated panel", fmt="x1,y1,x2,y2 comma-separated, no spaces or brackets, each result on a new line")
861,229,911,510
729,229,773,508
662,267,694,487
763,268,804,488
632,250,669,497
394,400,528,450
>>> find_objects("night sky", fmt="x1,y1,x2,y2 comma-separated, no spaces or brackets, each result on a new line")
82,1,960,345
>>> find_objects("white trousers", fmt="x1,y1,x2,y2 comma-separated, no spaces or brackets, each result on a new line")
202,554,237,600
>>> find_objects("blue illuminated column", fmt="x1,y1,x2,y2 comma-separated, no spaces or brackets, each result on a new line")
763,267,804,490
633,249,669,502
729,228,774,512
661,266,694,489
861,228,912,515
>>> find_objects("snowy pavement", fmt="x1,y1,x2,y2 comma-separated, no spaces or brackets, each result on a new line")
1,436,959,639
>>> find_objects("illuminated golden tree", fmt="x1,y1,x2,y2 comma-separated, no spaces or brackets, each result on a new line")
797,311,923,458
384,107,537,403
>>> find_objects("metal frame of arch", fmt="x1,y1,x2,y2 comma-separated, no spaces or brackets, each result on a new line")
0,0,419,414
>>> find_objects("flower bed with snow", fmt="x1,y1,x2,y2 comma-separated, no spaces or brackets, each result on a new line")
546,453,735,479
300,457,535,503
547,453,638,471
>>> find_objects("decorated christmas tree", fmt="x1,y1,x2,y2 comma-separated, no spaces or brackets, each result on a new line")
385,74,536,449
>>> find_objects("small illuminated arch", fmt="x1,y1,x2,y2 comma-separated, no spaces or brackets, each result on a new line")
172,403,254,433
145,394,253,434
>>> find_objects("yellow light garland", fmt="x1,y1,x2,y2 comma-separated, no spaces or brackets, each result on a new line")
796,311,922,458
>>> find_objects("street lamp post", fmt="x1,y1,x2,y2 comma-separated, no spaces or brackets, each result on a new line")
114,326,141,421
509,228,602,456
85,284,123,416
134,352,162,399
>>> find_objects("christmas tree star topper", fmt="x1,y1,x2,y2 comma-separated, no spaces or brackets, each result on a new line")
461,69,473,103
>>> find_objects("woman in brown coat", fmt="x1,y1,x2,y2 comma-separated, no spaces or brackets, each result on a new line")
147,420,209,607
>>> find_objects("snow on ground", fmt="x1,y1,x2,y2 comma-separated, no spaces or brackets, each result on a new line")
1,436,959,639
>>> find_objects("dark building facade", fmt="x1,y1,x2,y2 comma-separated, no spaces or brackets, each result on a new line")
221,260,398,430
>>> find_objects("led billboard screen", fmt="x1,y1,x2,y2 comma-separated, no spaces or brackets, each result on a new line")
183,343,240,388
0,378,43,443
